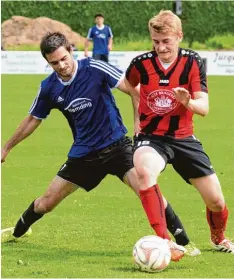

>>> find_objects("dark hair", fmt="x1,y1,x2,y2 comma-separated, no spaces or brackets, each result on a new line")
40,32,71,59
94,13,104,18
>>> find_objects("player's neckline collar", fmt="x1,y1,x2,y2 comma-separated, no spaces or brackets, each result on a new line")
96,25,105,30
56,60,78,86
158,57,174,69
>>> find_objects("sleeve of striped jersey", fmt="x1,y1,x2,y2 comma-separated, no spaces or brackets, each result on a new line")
28,86,52,119
189,58,208,93
87,28,93,39
90,59,123,88
125,61,140,87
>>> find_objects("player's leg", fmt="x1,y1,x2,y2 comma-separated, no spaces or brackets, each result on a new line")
163,197,200,256
109,136,186,261
13,175,78,238
190,174,233,253
125,168,201,256
172,136,233,253
109,137,168,238
124,167,186,261
126,169,200,256
125,168,190,245
2,157,106,243
133,144,171,238
1,175,77,242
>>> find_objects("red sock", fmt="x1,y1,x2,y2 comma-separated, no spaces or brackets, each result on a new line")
139,184,170,240
206,205,229,244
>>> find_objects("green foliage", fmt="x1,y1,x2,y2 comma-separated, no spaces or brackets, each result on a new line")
1,1,234,47
181,1,234,47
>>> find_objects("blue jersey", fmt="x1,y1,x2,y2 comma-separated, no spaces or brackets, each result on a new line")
29,58,127,158
87,25,113,55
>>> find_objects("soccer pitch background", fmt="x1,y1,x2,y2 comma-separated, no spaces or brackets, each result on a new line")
1,75,234,278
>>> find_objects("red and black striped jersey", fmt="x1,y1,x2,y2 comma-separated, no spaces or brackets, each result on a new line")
126,48,208,138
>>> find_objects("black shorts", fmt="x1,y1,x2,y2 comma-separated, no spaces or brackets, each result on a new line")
57,136,134,191
134,134,215,184
92,54,109,63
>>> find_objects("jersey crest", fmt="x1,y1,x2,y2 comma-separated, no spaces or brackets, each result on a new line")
147,89,179,115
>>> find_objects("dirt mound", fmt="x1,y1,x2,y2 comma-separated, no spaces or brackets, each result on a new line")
1,16,86,48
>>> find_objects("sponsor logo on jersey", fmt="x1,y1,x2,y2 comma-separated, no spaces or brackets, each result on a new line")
159,79,169,84
97,33,106,39
147,89,179,115
64,98,92,113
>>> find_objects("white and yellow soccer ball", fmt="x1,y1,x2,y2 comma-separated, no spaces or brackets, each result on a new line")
133,235,171,273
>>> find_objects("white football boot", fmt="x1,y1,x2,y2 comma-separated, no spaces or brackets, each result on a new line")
210,238,234,254
185,242,201,256
1,227,32,243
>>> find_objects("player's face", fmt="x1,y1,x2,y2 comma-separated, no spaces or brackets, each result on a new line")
46,46,75,81
151,31,182,63
95,16,104,26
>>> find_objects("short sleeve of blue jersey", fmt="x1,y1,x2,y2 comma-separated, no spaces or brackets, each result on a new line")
87,27,94,40
28,85,52,119
89,59,123,88
107,26,113,38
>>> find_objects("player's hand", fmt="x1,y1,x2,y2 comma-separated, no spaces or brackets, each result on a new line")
108,45,112,51
84,51,89,57
172,87,191,107
1,148,9,163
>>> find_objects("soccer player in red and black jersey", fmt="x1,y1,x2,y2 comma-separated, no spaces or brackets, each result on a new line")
125,10,234,254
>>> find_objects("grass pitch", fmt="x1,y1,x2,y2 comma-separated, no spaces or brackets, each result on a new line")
1,75,234,278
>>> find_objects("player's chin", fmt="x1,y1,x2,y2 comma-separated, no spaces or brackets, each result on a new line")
59,70,72,78
158,53,170,62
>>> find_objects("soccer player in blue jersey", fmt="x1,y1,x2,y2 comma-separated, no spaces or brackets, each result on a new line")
84,13,113,62
2,32,201,259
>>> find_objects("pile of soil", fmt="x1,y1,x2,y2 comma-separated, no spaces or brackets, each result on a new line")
1,16,86,49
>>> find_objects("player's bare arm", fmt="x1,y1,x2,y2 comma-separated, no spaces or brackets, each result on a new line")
121,78,140,134
108,37,113,51
84,38,90,57
1,115,42,163
173,87,209,117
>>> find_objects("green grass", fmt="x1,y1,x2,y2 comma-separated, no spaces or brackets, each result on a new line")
1,75,234,278
6,33,234,51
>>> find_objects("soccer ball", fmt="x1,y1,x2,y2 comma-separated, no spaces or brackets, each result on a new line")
133,235,171,273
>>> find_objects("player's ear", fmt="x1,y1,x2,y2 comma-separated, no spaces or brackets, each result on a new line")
178,32,183,43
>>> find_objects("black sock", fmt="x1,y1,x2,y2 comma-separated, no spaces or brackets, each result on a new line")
13,200,44,237
165,202,190,246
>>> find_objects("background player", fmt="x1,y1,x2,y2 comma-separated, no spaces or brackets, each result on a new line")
84,13,113,62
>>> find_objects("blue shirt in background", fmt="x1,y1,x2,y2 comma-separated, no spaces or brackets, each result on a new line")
87,25,113,55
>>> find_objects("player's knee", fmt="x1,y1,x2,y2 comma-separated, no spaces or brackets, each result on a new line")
135,165,159,189
207,196,225,212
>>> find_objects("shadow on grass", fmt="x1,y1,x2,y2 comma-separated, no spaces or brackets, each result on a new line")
2,241,130,259
111,263,187,274
111,266,143,274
